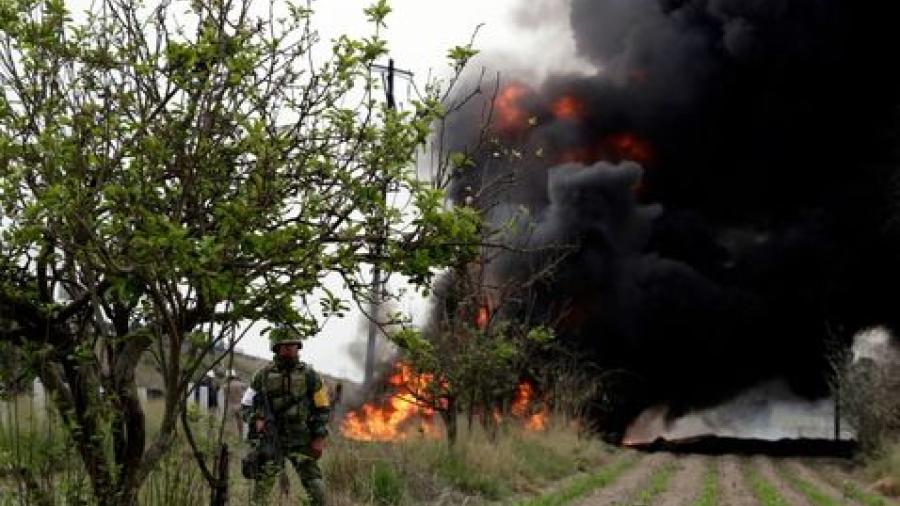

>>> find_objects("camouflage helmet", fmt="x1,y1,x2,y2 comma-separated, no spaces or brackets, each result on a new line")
268,324,304,352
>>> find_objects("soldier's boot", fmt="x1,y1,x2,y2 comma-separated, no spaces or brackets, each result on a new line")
294,456,326,506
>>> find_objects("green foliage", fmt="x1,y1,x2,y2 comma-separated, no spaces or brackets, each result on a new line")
0,0,481,502
447,44,479,72
390,316,551,431
861,437,900,487
509,436,582,482
436,450,508,499
364,0,392,28
368,461,406,505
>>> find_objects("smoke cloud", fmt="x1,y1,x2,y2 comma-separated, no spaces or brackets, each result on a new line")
441,0,900,433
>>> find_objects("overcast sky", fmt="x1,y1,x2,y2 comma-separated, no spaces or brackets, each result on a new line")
230,0,596,382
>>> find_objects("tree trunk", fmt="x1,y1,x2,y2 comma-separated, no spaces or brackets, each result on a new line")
441,398,458,446
210,444,229,506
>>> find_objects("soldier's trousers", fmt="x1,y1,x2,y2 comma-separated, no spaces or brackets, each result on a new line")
252,449,326,506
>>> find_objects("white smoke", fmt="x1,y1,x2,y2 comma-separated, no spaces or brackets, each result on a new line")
625,379,853,443
626,328,900,444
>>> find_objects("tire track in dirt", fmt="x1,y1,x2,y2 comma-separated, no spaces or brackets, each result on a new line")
574,452,674,506
720,455,759,506
654,455,709,506
754,456,813,506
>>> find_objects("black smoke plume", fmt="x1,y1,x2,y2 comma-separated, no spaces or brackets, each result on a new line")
440,0,900,435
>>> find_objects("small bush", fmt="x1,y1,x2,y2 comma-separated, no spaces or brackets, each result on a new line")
369,461,406,505
435,450,507,499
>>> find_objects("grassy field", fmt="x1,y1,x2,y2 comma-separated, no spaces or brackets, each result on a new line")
320,418,616,506
0,394,615,506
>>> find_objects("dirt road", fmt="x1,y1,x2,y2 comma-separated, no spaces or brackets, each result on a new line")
567,452,897,506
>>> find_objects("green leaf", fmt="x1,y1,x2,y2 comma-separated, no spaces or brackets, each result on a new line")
363,0,391,27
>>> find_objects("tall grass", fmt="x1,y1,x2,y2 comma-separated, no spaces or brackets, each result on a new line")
0,391,611,506
863,439,900,484
323,417,614,505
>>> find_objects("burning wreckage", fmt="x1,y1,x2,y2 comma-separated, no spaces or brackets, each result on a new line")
342,0,900,451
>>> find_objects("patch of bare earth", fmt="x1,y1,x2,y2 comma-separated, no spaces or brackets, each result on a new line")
753,456,812,506
575,452,673,506
720,455,758,506
654,455,708,506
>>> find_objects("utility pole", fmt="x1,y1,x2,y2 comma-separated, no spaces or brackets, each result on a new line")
364,59,413,387
834,376,841,440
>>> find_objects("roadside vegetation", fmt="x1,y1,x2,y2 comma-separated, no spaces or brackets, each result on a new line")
819,468,891,506
325,418,614,506
829,332,900,499
0,402,612,505
861,441,900,493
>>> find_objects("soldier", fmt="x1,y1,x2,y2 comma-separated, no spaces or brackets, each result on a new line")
240,325,330,505
223,369,247,437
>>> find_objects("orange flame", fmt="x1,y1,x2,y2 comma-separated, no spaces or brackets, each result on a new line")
526,412,548,431
605,133,654,165
341,363,442,441
494,83,530,131
559,147,594,164
551,95,583,121
475,305,490,330
511,382,534,417
509,381,549,431
343,366,552,440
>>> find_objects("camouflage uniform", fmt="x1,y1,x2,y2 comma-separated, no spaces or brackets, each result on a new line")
241,356,331,505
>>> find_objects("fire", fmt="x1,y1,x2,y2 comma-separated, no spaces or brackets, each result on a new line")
553,133,654,169
509,381,549,431
605,133,654,165
559,147,593,164
343,365,552,441
551,95,583,121
510,382,534,417
475,304,490,330
341,363,442,442
494,83,530,131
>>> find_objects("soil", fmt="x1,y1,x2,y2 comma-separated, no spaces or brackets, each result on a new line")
575,452,674,506
559,453,897,506
753,456,812,506
653,455,709,506
719,455,759,506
